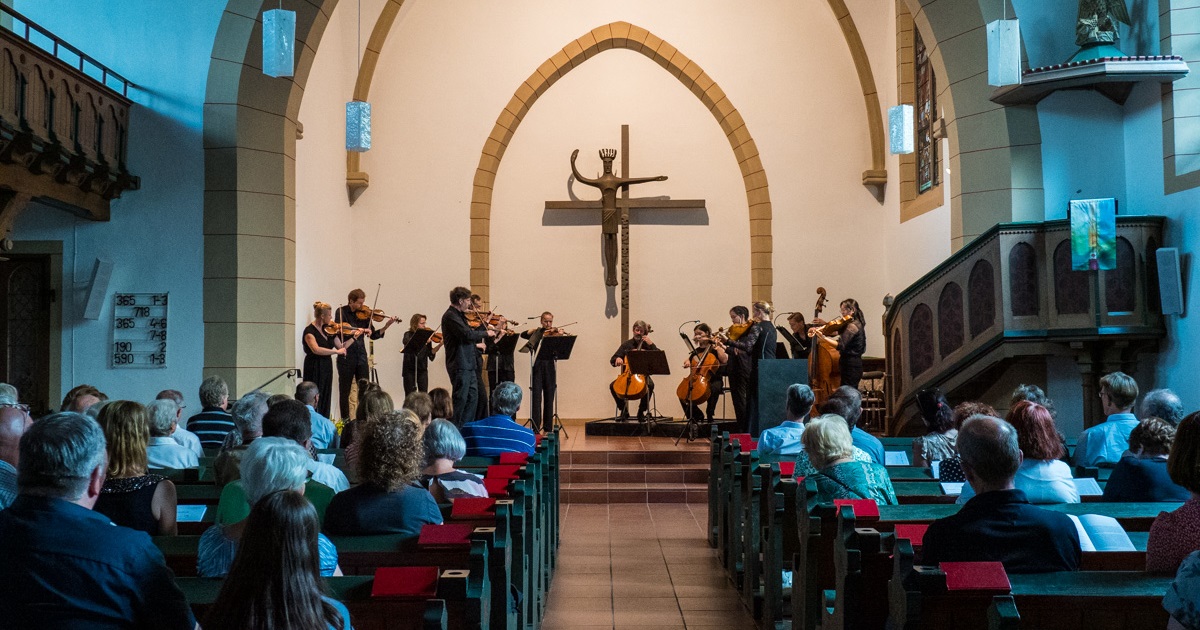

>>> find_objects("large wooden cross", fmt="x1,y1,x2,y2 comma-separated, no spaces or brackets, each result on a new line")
544,125,706,338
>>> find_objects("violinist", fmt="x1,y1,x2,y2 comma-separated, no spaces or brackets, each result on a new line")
442,287,496,427
402,313,443,395
610,320,658,422
485,311,517,397
781,312,812,360
336,288,396,420
812,298,866,389
723,306,753,431
302,301,349,418
722,301,778,434
520,311,559,433
679,323,728,424
470,294,497,421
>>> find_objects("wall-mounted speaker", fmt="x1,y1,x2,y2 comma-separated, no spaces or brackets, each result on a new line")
82,258,113,320
1157,247,1185,316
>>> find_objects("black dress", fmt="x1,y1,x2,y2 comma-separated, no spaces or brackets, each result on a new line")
837,320,866,389
402,329,436,395
303,323,336,418
94,474,167,536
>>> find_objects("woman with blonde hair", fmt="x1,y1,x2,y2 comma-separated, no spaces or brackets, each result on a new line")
302,300,349,418
802,414,897,506
94,400,179,535
722,301,778,432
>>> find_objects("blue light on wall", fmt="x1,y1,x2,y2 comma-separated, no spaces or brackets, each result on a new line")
889,105,914,154
263,8,295,78
346,100,371,152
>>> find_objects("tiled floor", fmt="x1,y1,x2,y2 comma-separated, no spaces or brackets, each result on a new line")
542,503,756,630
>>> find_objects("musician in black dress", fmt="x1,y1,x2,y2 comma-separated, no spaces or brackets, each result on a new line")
470,294,497,420
442,287,495,427
724,306,752,429
723,301,777,434
610,320,658,421
520,311,559,433
680,323,728,423
813,298,867,389
402,313,442,395
302,301,348,418
486,328,516,392
335,289,396,420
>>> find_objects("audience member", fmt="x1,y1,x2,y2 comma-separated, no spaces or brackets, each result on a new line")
0,382,17,400
0,412,195,628
145,399,200,470
430,387,453,423
199,437,340,577
1164,550,1200,630
923,415,1081,573
757,384,813,459
1103,417,1189,502
325,410,442,536
821,386,884,465
263,399,349,492
460,382,536,457
1075,371,1139,467
343,388,395,474
1147,411,1200,573
934,401,997,483
1142,388,1185,427
957,401,1079,504
155,389,203,457
911,387,957,467
0,396,33,509
212,391,270,487
420,419,488,501
60,383,105,413
266,393,292,407
1011,383,1057,419
404,391,434,427
187,375,235,448
802,415,897,505
93,401,178,536
297,381,337,449
203,490,350,630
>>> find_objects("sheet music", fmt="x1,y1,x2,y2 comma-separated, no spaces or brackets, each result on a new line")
1072,477,1103,496
940,482,964,496
885,451,911,466
177,504,208,522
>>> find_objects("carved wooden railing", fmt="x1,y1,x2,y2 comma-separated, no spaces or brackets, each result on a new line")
0,5,138,231
883,216,1166,435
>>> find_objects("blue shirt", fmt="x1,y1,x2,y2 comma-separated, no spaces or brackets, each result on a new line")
0,460,16,510
852,426,885,466
460,414,536,457
1074,412,1139,467
324,482,443,537
0,495,195,629
198,524,339,577
324,596,353,630
308,405,337,449
186,406,236,449
1101,455,1191,502
757,421,804,459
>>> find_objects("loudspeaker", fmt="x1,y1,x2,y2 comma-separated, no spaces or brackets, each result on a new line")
82,258,113,320
1157,247,1185,316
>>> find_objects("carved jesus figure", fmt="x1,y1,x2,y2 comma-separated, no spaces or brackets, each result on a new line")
570,148,667,286
1076,0,1130,47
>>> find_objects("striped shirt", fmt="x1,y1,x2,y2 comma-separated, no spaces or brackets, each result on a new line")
460,415,536,457
185,407,235,449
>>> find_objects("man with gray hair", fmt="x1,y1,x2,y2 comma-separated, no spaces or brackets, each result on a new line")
0,412,195,627
186,375,234,448
296,380,336,449
0,396,32,509
156,389,202,457
922,415,1081,573
146,399,200,470
212,390,271,487
460,381,535,457
1140,388,1185,427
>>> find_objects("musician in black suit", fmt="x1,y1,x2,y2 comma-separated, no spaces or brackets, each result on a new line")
610,320,658,422
520,311,558,433
442,286,495,427
723,301,777,434
336,288,396,419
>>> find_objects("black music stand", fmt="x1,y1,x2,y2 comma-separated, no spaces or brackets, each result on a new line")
400,328,434,393
624,350,671,435
536,334,577,437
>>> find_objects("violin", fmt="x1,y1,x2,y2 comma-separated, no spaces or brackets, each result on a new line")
808,313,852,338
715,322,751,342
542,322,577,337
324,322,363,336
356,306,393,323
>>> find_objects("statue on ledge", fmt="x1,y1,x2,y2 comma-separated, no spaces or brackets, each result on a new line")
1076,0,1130,48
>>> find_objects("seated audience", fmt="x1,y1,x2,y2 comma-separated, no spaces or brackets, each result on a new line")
1147,411,1200,573
821,386,884,465
212,391,270,487
935,401,997,483
0,396,33,510
957,401,1079,504
757,384,813,459
911,387,957,468
404,391,434,427
60,383,105,413
791,414,874,478
266,393,293,407
145,399,200,469
0,382,17,400
430,387,453,423
155,389,203,457
297,381,337,449
1103,417,1189,502
1075,371,1140,467
0,412,194,628
187,375,235,449
203,491,351,630
923,414,1081,573
802,415,897,506
420,419,488,501
1141,388,1185,427
343,388,395,474
461,382,536,457
1011,383,1057,418
263,399,348,492
94,401,178,536
325,410,443,536
199,437,340,577
1164,550,1200,630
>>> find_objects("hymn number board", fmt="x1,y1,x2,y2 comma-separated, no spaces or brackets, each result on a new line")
111,293,168,368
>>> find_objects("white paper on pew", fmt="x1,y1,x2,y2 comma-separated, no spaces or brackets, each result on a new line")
318,453,335,465
940,482,964,496
885,451,910,466
1072,477,1103,496
1067,514,1135,552
177,504,207,522
930,460,941,479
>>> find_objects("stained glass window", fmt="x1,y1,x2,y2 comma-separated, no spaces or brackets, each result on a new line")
915,28,938,194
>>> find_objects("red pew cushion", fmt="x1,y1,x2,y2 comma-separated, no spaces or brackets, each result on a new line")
372,566,440,599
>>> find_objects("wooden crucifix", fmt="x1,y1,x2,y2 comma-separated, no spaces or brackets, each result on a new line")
545,125,706,338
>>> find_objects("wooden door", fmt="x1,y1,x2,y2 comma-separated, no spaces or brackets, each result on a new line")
0,255,52,416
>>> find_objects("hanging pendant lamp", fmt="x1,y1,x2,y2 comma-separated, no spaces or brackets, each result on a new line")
262,4,295,78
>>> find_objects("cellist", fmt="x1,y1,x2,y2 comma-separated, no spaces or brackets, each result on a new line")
679,323,728,424
609,320,658,422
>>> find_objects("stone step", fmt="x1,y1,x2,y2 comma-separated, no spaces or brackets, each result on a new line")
561,481,706,504
562,463,708,485
561,449,709,466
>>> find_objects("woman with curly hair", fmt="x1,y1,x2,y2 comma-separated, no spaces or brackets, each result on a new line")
324,409,442,536
957,401,1078,504
94,400,179,535
1103,417,1189,502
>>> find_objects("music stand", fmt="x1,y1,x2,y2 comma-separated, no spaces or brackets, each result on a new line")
536,334,577,438
400,328,434,394
624,350,671,435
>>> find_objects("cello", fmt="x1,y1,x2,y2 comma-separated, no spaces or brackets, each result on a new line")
611,327,652,400
808,287,842,407
677,341,720,404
